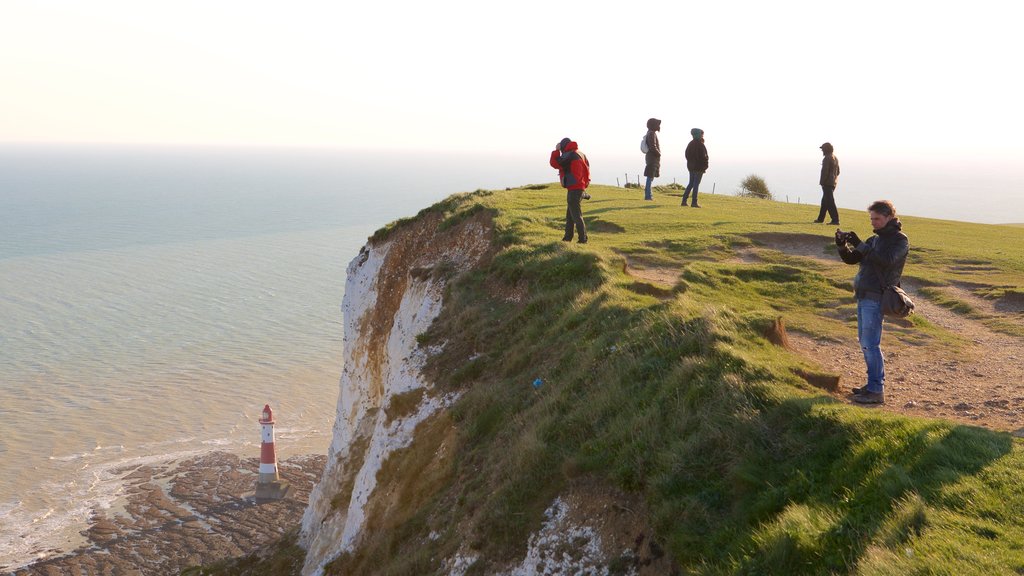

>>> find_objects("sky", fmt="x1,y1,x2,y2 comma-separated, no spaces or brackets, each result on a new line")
2,0,1023,165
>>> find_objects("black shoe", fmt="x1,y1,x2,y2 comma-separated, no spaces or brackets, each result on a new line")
577,238,588,244
691,204,701,208
680,202,688,207
561,236,573,242
851,386,866,395
853,391,885,404
813,219,825,223
827,220,840,225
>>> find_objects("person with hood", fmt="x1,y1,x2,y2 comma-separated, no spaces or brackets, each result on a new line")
681,128,709,207
549,137,590,243
835,200,909,405
643,118,661,201
816,142,841,225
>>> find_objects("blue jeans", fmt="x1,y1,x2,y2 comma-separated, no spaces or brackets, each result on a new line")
682,171,703,205
857,298,885,393
644,176,654,200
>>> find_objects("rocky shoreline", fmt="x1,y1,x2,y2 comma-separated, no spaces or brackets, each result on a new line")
8,451,324,576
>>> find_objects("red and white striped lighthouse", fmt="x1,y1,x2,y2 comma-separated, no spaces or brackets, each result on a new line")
258,404,280,484
254,403,291,501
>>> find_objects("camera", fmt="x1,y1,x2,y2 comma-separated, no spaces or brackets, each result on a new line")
581,192,591,200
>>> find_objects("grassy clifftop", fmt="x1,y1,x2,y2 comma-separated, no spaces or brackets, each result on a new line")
212,185,1024,575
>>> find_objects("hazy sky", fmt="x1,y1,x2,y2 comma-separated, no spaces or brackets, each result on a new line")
3,1,1022,163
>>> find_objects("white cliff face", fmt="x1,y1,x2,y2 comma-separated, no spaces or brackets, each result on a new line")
299,214,492,576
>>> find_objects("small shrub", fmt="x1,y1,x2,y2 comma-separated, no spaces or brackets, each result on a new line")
737,174,773,200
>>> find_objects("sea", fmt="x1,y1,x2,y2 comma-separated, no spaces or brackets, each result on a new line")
1,144,1021,570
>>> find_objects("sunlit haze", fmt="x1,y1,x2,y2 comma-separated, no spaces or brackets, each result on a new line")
3,1,1022,164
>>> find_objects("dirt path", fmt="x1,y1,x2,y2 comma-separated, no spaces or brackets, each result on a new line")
789,286,1024,432
625,235,1024,434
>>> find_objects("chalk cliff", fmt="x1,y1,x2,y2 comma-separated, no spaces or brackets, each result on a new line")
299,210,492,575
297,201,669,575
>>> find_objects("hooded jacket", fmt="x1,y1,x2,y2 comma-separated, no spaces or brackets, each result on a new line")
549,140,590,191
839,218,909,299
820,145,840,187
685,128,709,172
644,118,661,177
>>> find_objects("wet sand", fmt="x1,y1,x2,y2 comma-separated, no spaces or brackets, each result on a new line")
9,451,324,576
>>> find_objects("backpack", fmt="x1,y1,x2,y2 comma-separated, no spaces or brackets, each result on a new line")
578,153,590,188
559,152,590,189
640,136,649,154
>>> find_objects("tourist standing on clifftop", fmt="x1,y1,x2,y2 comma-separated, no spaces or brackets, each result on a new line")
835,200,909,405
550,137,591,244
643,118,661,201
815,142,841,225
681,128,709,208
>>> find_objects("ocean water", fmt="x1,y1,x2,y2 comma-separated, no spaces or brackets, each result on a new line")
1,144,1020,569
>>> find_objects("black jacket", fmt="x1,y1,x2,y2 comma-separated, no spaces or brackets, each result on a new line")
685,138,709,172
838,218,909,299
644,118,661,177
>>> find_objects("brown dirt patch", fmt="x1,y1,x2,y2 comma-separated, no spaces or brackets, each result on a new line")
558,478,679,575
747,232,835,259
620,254,680,287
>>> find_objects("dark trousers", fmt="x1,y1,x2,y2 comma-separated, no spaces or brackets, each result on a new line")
817,185,839,223
564,189,587,241
682,170,703,205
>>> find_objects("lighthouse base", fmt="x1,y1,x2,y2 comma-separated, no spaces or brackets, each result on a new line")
254,480,292,502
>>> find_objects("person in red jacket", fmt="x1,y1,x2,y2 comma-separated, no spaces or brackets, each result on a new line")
549,137,590,243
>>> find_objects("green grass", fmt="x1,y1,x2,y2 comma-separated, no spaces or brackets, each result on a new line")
233,185,1024,575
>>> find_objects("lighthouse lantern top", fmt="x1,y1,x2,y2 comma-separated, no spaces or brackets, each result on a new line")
260,404,274,424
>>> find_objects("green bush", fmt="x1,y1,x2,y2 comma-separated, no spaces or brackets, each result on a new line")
738,174,773,200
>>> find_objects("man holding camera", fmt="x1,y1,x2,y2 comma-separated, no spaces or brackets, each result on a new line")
835,200,909,404
550,137,591,243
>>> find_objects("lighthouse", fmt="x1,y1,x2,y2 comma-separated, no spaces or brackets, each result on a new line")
254,404,291,501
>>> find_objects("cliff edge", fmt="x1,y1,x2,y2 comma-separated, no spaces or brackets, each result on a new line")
299,205,493,575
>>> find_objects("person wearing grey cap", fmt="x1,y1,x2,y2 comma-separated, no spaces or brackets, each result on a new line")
815,142,841,225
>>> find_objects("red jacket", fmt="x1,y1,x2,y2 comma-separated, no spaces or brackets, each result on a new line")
549,141,590,191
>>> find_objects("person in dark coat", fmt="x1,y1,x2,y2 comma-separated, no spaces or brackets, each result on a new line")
643,118,661,201
549,137,590,243
815,142,841,225
681,128,709,207
835,200,909,404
